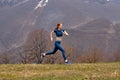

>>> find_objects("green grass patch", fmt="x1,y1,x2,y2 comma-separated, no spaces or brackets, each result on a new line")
0,62,119,80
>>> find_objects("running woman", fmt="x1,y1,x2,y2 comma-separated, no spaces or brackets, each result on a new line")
41,23,71,64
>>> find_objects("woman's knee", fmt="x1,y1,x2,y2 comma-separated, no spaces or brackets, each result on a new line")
61,49,65,53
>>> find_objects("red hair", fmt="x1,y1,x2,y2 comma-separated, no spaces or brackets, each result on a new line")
56,22,62,29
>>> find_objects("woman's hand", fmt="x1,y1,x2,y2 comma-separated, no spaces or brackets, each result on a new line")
64,31,69,36
51,37,53,41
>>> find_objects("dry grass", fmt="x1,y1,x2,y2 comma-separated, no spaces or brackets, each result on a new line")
0,62,119,80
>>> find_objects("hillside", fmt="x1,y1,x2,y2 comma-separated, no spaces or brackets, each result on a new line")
0,63,119,80
65,18,120,52
0,0,120,53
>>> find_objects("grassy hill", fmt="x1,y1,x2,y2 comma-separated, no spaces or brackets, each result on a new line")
0,62,119,80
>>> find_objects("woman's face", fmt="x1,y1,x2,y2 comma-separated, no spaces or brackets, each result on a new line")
58,24,63,29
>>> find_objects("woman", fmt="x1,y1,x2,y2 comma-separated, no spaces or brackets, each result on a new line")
41,23,71,64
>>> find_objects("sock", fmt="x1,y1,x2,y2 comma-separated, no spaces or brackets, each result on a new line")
65,60,68,62
43,53,46,56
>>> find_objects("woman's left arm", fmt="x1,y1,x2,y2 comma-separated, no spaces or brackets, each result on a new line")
63,30,69,36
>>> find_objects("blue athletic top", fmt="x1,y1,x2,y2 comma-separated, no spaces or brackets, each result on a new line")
54,29,65,37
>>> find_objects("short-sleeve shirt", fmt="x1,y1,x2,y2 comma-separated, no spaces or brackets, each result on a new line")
54,29,65,37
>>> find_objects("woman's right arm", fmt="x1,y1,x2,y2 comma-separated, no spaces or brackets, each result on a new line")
50,30,54,41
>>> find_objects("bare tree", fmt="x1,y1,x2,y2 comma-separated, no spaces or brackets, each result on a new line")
113,48,120,62
18,48,34,64
80,47,102,63
19,29,49,64
0,52,10,64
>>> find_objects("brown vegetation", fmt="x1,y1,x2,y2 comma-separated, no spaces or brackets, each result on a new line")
79,47,103,63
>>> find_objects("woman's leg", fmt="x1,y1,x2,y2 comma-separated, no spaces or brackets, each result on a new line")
58,45,71,64
46,46,58,55
57,43,67,61
41,41,59,62
46,41,58,55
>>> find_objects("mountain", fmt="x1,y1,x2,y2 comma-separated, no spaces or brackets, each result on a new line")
0,0,120,53
0,0,30,7
66,18,120,52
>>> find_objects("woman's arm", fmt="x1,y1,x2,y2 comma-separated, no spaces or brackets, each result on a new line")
63,30,69,36
50,30,54,41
